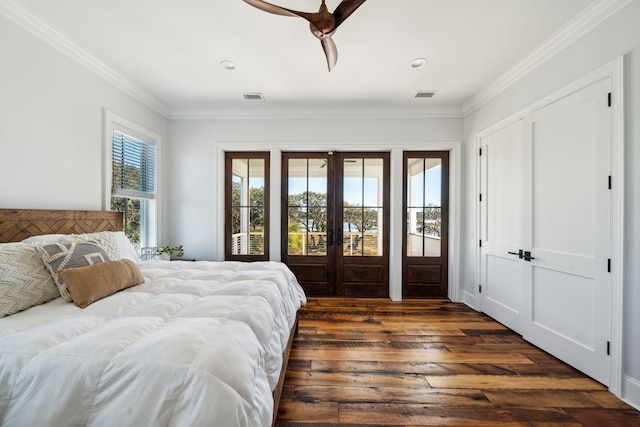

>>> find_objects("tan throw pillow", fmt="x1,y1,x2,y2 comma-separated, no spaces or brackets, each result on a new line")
59,259,145,308
37,241,111,302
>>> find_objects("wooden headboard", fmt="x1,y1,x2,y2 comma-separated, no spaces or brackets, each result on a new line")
0,209,123,243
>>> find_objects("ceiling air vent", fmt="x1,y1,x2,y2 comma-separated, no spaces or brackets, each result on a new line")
243,93,265,101
415,92,436,98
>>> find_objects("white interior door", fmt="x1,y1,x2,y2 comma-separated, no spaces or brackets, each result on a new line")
523,78,612,385
479,120,525,334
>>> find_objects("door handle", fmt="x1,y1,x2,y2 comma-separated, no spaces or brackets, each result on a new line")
523,251,535,262
337,230,343,246
328,229,334,246
507,250,524,259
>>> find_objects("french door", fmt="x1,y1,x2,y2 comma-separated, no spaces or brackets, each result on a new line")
282,152,389,297
403,151,449,298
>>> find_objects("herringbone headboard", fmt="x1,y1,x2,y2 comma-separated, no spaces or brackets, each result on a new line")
0,209,124,243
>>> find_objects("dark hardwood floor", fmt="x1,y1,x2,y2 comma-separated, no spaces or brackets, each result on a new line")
275,298,639,426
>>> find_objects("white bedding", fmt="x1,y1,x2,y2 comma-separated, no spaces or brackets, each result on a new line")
0,260,306,427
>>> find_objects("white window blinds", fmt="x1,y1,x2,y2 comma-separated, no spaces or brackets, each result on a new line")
111,129,156,199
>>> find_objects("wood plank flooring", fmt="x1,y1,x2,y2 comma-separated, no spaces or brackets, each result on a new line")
275,298,639,427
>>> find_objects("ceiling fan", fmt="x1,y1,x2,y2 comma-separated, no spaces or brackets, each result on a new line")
242,0,368,71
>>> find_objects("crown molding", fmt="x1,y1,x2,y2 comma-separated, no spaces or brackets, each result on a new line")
0,0,171,118
462,0,632,117
168,104,464,120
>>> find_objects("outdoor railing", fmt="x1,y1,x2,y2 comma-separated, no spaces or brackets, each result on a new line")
231,232,265,255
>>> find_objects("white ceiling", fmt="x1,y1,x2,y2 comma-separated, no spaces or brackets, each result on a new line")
4,0,599,118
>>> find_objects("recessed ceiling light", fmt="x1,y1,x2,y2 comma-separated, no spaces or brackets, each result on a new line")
410,58,427,69
220,60,237,71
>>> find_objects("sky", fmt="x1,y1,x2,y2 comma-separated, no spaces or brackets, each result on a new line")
287,165,441,207
245,162,443,208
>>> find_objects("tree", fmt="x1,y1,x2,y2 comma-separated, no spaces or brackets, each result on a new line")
111,162,142,245
288,191,327,232
249,186,265,232
418,205,441,237
343,201,378,232
231,181,265,233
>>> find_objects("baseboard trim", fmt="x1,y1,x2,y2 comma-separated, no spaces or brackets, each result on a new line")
461,290,476,310
621,375,640,410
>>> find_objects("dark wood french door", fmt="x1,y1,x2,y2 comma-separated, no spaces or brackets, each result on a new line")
402,151,449,298
282,152,390,297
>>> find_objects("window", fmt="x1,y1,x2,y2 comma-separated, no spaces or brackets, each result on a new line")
225,152,269,261
104,111,159,249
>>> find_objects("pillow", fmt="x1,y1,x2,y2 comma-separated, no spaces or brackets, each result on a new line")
59,259,145,308
21,234,65,244
112,231,141,264
0,242,60,317
60,231,120,261
37,242,111,302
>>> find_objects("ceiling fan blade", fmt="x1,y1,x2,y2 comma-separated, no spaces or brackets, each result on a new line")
332,0,367,27
242,0,317,22
321,37,338,72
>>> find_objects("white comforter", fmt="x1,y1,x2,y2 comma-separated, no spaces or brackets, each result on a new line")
0,260,306,427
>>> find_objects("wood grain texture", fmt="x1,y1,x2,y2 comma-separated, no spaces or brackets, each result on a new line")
276,298,639,426
0,209,123,242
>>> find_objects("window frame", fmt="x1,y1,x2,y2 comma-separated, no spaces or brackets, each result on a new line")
103,110,161,249
224,151,270,261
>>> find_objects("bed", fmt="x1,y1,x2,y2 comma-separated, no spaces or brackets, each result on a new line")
0,209,306,427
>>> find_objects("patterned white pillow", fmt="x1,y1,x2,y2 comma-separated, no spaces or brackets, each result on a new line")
0,242,60,317
60,231,120,261
21,234,65,244
37,242,111,302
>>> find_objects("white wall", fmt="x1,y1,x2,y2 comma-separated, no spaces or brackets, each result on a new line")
0,15,167,213
462,0,640,407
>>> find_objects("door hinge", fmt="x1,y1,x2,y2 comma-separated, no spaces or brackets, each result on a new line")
479,148,482,156
608,92,612,107
607,341,611,355
479,240,482,248
608,259,611,273
608,175,612,190
479,284,482,293
479,193,482,202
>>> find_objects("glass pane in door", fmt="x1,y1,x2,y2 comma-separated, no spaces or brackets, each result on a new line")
231,158,266,255
406,157,442,257
343,158,384,256
287,158,327,256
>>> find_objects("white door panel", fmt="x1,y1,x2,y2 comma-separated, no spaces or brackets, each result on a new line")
523,78,611,385
532,267,597,349
485,255,522,314
479,120,524,334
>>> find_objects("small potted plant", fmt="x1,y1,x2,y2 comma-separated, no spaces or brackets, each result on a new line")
155,245,184,261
